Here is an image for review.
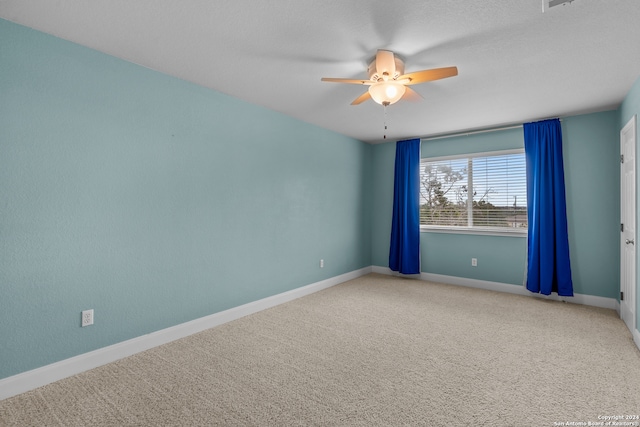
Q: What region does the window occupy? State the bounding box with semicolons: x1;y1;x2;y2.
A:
420;149;527;233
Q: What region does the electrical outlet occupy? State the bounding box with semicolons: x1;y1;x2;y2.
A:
81;309;94;327
320;259;324;268
471;258;478;267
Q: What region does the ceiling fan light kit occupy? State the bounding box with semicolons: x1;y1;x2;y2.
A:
321;49;458;107
321;49;458;139
366;54;407;106
368;81;406;106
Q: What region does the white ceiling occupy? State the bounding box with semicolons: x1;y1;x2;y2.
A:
2;0;640;143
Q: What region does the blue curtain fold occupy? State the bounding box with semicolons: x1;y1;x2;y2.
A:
389;138;421;274
524;119;573;296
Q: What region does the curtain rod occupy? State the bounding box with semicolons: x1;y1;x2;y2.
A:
420;118;562;142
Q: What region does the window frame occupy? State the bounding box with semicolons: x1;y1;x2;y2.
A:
419;148;528;237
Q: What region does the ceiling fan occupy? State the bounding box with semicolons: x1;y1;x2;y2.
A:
321;49;458;107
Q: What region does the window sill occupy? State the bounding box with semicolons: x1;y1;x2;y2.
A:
420;226;527;238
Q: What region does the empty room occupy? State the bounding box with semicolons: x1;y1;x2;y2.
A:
1;1;640;425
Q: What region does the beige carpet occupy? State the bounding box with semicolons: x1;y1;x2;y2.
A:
2;273;640;426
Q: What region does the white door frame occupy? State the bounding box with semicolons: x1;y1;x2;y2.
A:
620;115;637;335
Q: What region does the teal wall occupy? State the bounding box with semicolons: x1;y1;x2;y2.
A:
0;19;372;380
370;142;396;267
562;111;620;298
619;75;640;333
421;126;525;158
371;111;620;298
421;233;527;284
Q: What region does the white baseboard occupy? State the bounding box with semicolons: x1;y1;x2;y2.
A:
372;266;618;310
0;267;372;401
634;327;640;351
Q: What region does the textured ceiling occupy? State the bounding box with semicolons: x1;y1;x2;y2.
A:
2;0;640;143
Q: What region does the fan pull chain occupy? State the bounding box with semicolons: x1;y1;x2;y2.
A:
383;103;388;139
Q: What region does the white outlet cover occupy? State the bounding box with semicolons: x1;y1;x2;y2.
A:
81;309;94;327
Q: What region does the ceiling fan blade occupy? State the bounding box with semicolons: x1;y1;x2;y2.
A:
321;77;371;85
401;87;423;102
398;66;458;85
375;50;396;79
351;91;372;105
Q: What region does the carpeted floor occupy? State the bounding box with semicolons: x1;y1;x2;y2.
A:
1;273;640;426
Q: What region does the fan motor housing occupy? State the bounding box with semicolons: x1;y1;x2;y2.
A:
368;56;405;82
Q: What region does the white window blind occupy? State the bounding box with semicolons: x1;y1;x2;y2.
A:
420;150;527;230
